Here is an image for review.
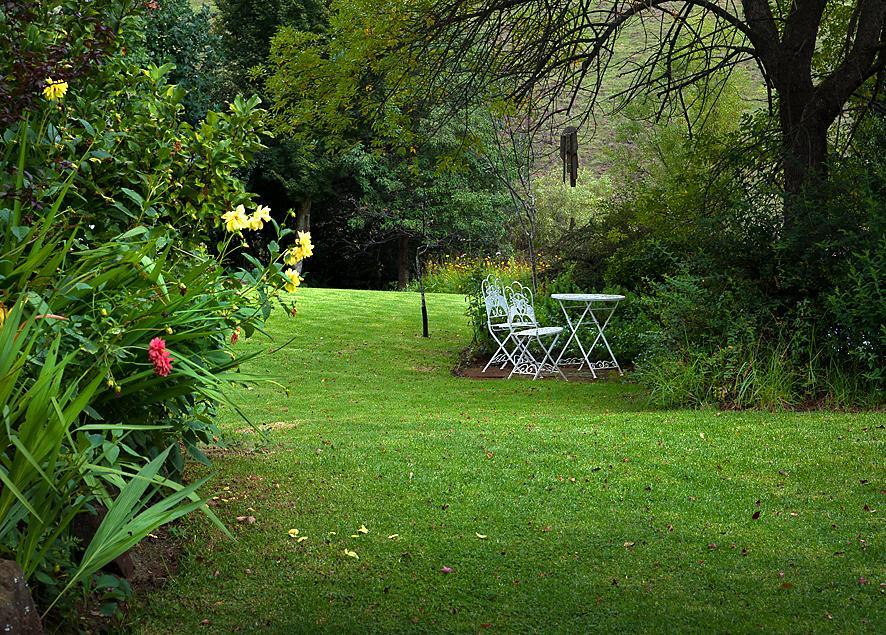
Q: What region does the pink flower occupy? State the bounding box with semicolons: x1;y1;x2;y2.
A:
440;566;453;574
148;337;173;377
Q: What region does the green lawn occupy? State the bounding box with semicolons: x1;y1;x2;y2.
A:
133;288;883;633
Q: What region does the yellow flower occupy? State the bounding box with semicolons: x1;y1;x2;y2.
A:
285;231;314;265
0;303;8;329
297;231;314;258
283;268;302;293
249;204;271;230
42;78;68;101
254;204;271;223
222;205;250;232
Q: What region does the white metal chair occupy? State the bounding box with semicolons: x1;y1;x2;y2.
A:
504;282;567;380
481;274;533;372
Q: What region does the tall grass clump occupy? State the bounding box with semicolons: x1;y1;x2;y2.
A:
633;273;884;410
410;253;546;294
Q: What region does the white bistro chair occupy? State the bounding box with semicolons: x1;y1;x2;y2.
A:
504;282;567;380
481;274;534;372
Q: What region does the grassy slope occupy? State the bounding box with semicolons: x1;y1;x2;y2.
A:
133;288;883;633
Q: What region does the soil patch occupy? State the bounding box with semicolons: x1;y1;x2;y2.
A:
456;357;624;382
71;525;184;633
127;525;183;593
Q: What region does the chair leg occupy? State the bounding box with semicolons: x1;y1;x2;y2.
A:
500;340;513;369
533;333;567;381
508;336;537;379
483;330;510;372
548;334;568;381
507;337;524;378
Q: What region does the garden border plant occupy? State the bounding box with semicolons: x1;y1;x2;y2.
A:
0;0;317;625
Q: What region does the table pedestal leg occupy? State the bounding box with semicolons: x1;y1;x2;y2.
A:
553;301;597;379
585;304;622;375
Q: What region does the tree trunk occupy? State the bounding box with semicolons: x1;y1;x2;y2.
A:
777;80;835;238
780;123;828;234
294;198;311;274
776;89;837;297
397;235;410;289
779;83;829;193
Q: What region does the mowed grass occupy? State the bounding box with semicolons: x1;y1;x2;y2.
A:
133;288;883;634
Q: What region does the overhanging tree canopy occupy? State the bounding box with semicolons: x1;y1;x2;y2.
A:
412;0;886;207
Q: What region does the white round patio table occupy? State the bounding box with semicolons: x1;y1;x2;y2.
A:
551;293;625;378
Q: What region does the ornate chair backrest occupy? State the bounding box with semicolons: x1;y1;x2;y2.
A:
481;274;509;329
506;282;537;326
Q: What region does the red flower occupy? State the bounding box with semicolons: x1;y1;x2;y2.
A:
148;337;173;377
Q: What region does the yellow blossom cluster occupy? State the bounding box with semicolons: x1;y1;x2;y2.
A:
281;232;313;293
42;78;68;101
286;231;314;265
283;268;303;293
222;204;273;233
249;205;271;230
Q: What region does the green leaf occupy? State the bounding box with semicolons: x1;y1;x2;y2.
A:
120;188;145;209
10;225;30;242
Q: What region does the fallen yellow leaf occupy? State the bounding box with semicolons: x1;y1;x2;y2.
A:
287;528;300;537
343;549;359;559
297;536;308;543
358;524;369;534
387;534;399;540
475;533;488;539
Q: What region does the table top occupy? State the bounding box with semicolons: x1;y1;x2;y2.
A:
551;293;625;302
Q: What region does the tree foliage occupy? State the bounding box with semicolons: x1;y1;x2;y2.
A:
216;0;328;90
140;0;229;122
263;0;510;284
411;0;886;199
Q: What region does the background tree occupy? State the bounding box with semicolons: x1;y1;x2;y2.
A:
266;0;510;288
212;0;329;273
485;110;544;292
140;0;228;122
215;0;327;91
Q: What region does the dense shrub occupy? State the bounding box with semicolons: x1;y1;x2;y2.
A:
549;77;884;408
0;0;315;622
825;240;885;388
